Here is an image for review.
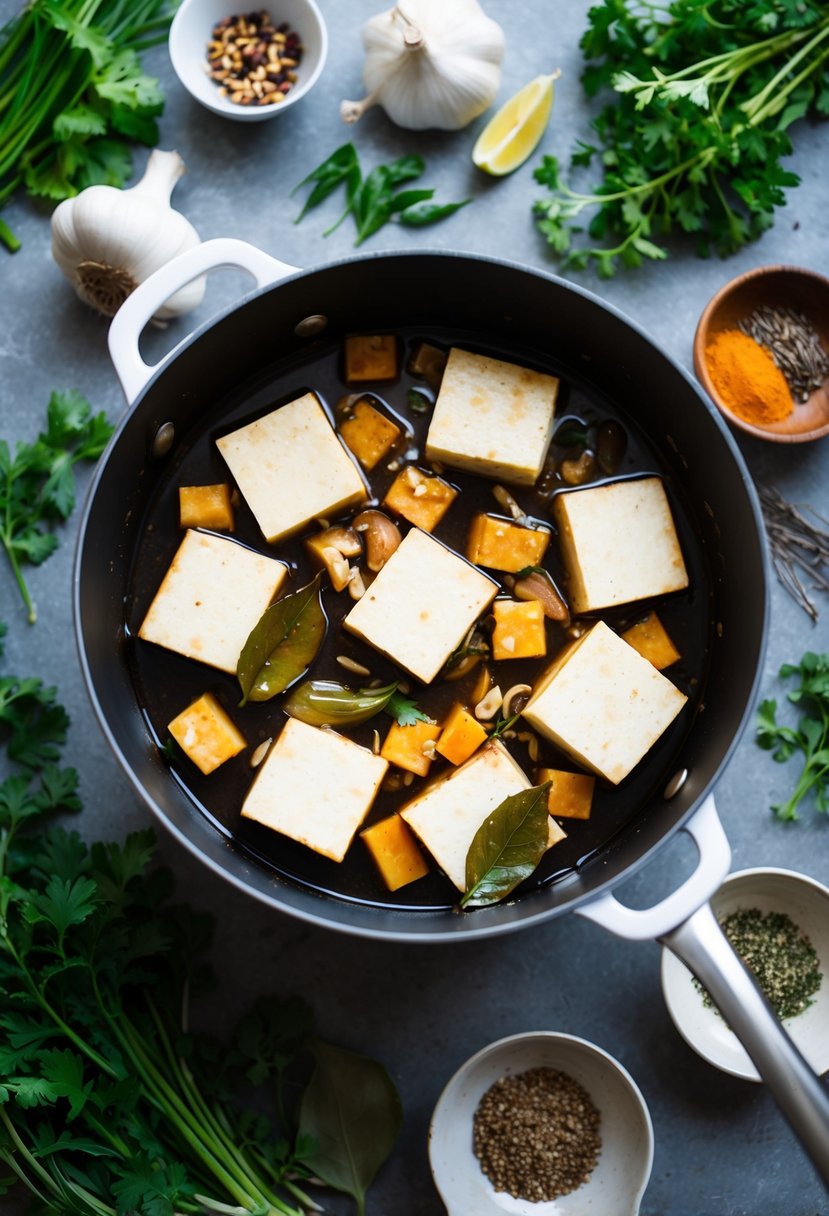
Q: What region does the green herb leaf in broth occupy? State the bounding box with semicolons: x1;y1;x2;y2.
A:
237;573;326;706
298;1040;403;1216
406;388;431;414
283;680;398;727
461;782;551;909
385;692;434;727
553;419;591;450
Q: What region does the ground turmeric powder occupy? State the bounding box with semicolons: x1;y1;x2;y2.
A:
705;328;793;426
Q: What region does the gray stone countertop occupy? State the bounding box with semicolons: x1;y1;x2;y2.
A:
1;0;828;1213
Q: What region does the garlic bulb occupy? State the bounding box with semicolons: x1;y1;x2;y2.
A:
341;0;505;131
51;149;204;321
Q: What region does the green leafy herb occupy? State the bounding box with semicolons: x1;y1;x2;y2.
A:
237;572;326;705
461;782;552;909
513;565;549;580
284;679;399;727
1;391;113;623
757;651;829;820
298;1041;402;1216
385;692;434;727
294;142;472;245
0;639;401;1216
487;711;521;740
0;0;172;251
407;388;431;414
554;419;591;450
534;0;829;276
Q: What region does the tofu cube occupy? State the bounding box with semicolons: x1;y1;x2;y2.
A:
425;348;559;487
522;621;688;785
553;477;689;614
138;530;287;674
538;767;595;820
466;513;550;573
216;393;367;544
492;599;547;661
178;484;234;531
360;814;430;892
344;334;398;383
241;718;388;862
344;529;498;684
168;693;246;775
400;741;564;891
339;398;401;470
383;466;457;532
436;703;488;766
622;611;681;670
381;718;442;777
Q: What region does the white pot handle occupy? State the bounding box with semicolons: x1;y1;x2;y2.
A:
575;793;730;940
107;238;299;405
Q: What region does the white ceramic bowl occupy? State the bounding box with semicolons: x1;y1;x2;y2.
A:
429;1031;654;1216
169;0;328;122
661;867;829;1082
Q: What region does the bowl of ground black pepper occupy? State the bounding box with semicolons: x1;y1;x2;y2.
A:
169;0;327;121
661;868;829;1082
693;265;829;442
429;1031;654;1215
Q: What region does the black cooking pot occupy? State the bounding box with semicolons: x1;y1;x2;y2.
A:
74;240;829;1179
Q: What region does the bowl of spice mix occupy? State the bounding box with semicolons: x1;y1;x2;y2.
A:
693;265;829;442
429;1030;654;1216
169;0;327;121
661;867;829;1082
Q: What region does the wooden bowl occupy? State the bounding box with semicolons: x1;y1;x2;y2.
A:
693;265;829;443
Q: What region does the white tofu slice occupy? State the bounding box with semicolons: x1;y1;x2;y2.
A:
553;477;689;613
240;718;388;862
424;347;559;487
522;620;688;785
343;528;498;684
138;530;287;674
400;741;564;892
216;392;367;543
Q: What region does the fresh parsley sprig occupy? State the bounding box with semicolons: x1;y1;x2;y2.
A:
534;0;829;276
757;651;829;820
1;390;112;624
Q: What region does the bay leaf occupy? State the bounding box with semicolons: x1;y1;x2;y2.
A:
298;1040;402;1216
237;572;326;705
283;680;398;727
461;782;552;909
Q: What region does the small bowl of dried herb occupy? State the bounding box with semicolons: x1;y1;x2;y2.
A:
693;265;829;443
429;1030;654;1216
661;867;829;1081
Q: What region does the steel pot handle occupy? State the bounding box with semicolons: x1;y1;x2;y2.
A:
107;238;299;405
577;794;829;1188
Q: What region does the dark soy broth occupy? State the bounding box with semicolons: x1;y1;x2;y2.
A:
126;325;712;911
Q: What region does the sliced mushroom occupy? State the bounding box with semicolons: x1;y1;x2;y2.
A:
320;546;351;592
513;570;569;622
492;483;527;523
502;683;532;718
353;509;402;572
560;450;597;486
305;526;362;591
475;684;503;721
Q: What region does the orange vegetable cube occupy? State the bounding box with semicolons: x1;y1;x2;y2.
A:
168;692;246;775
492;599;547;661
339;398;402;470
178;484;234;531
538;767;595;820
360;814;430;891
380;718;442;777
466;513;551;573
344;334;398;383
622;611;681;670
436;703;487;766
383;466;457;532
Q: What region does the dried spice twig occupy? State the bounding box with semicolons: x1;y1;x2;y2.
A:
759;484;829;623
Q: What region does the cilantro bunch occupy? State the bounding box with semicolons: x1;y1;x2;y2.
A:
0;633;402;1215
1;390;113;624
758;651;829;821
534;0;829;276
0;0;173;252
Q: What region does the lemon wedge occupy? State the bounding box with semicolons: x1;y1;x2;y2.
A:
472;71;560;176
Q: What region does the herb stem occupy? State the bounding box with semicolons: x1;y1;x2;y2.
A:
742;17;829;120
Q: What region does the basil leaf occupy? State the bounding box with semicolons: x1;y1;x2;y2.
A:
293;143;360;221
461;782;551;909
237;573;326;705
283;680;398;727
398;198;471;227
385;692;434;727
353;165;394;246
385;153;425;186
298;1040;402;1216
390;188;435;213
